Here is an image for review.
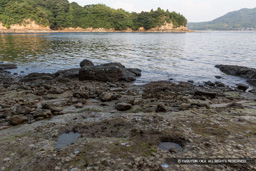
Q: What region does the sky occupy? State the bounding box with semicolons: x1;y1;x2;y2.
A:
69;0;256;22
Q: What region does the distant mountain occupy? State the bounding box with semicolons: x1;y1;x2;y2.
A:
188;8;256;30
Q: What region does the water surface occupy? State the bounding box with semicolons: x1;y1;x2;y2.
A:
1;32;256;86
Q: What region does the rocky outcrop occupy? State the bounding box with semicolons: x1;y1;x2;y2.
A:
79;61;141;82
216;65;256;86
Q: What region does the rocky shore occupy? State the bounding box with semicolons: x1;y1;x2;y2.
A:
0;61;256;170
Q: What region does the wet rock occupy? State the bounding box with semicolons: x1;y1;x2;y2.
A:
9;115;25;125
79;63;123;82
16;105;32;115
100;92;113;101
80;59;95;68
237;84;249;91
216;65;256;79
115;103;132;111
55;68;80;79
194;90;216;99
155;104;168;112
118;95;135;105
0;63;17;70
79;62;141;82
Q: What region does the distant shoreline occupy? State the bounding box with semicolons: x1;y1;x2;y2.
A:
0;28;194;34
0;29;193;34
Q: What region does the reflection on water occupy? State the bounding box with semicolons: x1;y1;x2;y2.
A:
0;32;256;86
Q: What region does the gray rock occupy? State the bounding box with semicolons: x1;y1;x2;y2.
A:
115;103;132;111
9;115;25;125
80;59;95;68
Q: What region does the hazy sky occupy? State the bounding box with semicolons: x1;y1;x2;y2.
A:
69;0;256;22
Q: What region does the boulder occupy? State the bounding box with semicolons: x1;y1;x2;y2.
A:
115;103;132;111
79;62;141;82
80;59;95;68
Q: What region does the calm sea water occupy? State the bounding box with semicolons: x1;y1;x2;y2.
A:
1;32;256;86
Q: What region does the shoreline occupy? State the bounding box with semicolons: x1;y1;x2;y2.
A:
0;29;194;34
0;61;256;170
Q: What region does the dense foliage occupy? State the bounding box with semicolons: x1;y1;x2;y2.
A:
0;0;187;30
188;8;256;30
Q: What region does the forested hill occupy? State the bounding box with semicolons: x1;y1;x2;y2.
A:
188;8;256;30
0;0;187;30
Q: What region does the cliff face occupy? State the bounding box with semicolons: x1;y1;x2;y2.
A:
0;20;50;33
0;20;189;33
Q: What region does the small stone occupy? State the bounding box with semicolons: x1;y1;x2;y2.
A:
115;103;132;111
16;105;31;114
75;103;84;108
100;92;113;102
215;76;222;79
180;103;190;110
118;95;135;105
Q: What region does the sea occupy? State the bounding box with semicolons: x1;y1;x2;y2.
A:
1;31;256;86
